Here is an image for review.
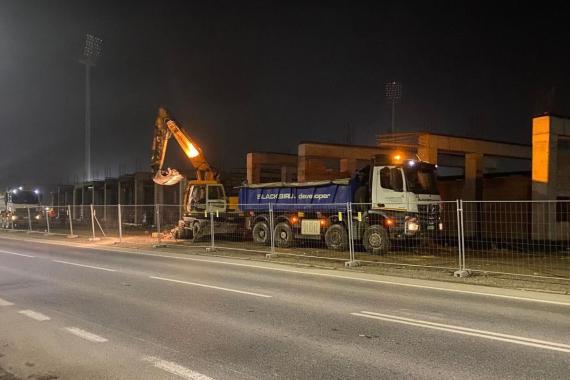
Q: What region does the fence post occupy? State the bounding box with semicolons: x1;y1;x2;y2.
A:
345;202;359;267
44;207;51;235
269;203;275;255
67;205;77;238
27;207;32;232
117;204;123;243
89;204;99;241
453;199;470;277
153;204;167;248
206;207;216;252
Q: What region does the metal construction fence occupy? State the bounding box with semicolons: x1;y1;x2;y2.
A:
1;201;569;282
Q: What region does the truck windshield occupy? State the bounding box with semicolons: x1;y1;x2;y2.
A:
10;191;40;205
403;165;439;195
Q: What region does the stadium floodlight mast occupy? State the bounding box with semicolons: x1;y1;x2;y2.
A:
385;81;402;134
79;34;103;182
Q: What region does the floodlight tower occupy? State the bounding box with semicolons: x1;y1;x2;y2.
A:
79;34;103;181
385;81;402;134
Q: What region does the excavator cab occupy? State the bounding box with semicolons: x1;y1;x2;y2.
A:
186;183;227;214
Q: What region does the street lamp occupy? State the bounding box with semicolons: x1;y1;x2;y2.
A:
385;81;402;134
79;34;103;181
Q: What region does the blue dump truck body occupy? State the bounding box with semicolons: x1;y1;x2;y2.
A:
238;179;357;211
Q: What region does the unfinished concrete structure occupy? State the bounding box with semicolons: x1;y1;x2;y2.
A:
247;135;532;203
376;132;531;200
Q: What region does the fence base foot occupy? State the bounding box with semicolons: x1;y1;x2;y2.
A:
153;243;168;248
345;260;361;268
43;233;53;236
266;253;279;259
67;234;79;239
454;269;472;278
88;237;101;242
206;247;216;252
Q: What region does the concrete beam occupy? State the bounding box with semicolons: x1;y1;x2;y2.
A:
463;153;484;201
298;142;388;181
247;152;297;184
419;133;531;159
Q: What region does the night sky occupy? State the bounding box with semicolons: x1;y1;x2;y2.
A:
1;1;569;187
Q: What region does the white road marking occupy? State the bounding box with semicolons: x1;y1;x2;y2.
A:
0;297;14;306
64;327;108;343
150;276;272;298
52;260;116;272
132;252;570;306
0;249;35;258
352;311;570;353
142;356;214;380
18;309;50;321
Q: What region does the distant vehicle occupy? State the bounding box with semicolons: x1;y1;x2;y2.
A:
0;187;43;229
151;107;443;255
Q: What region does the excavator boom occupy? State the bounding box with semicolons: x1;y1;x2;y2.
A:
151;107;218;185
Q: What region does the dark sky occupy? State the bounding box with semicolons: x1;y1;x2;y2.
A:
1;1;569;186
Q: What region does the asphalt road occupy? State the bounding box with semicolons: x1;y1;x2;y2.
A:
0;237;569;379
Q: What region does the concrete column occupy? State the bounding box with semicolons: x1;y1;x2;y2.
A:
246;153;261;184
280;166;295;182
417;146;438;165
340;158;357;177
179;178;187;219
154;183;164;205
463;153;484;201
531;116;558;240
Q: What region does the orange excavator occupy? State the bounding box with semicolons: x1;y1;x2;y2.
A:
151;106;219;185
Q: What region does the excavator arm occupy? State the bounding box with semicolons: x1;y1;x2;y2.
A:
151;107;218;185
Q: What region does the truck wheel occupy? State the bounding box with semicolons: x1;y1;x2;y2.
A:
325;224;348;251
252;221;270;245
274;222;293;248
363;225;390;255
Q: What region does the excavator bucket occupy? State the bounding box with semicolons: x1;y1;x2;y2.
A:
153;168;184;186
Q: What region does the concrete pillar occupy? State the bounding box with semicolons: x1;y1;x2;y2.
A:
532;116;558;240
417;146;438;165
340;158;357;177
179;178;187;219
154;183;164;205
298;154;308;182
463;153;484;201
280;166;295;182
246;153;261;184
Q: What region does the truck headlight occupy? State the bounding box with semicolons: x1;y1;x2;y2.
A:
35;214;41;220
407;221;419;231
405;216;419;232
11;215;17;221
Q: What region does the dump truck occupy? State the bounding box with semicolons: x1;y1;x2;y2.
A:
0;187;43;229
181;156;441;254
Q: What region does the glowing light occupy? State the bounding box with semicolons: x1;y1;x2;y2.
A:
18;186;23;190
320;219;327;226
408;160;416;167
185;143;200;158
384;218;394;226
12;189;17;194
34;189;40;194
11;215;17;221
291;216;298;224
393;155;401;162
